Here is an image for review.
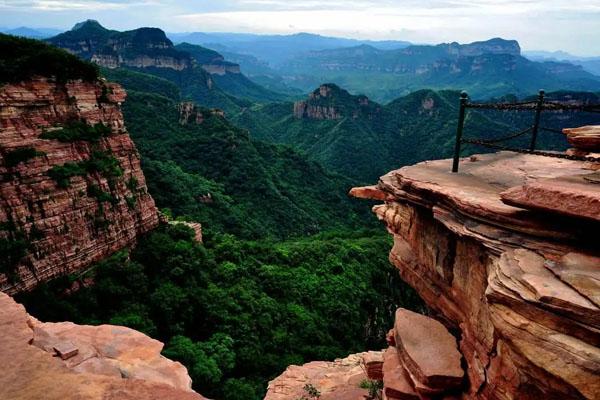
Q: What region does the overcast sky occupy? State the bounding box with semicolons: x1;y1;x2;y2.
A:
1;0;599;56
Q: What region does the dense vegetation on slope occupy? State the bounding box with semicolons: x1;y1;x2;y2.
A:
0;33;98;83
120;89;373;238
234;84;599;182
17;224;422;400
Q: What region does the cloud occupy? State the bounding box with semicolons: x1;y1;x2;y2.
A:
0;0;154;11
0;0;598;55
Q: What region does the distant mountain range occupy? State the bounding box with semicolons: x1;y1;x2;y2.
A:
45;20;288;110
167;31;412;66
273;38;600;101
0;26;62;39
164;31;600;102
9;21;600;107
523;50;600;76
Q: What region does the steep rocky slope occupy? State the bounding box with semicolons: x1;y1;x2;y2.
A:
0;292;206;400
351;152;599;399
268;151;599;399
0;77;159;293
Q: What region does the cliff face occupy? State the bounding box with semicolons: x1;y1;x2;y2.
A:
349;152;599;399
268;151;599;400
49;22;193;71
0;78;159;294
0;292;206;400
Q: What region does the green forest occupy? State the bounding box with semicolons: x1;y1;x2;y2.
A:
17;224;422;399
5;35;423;400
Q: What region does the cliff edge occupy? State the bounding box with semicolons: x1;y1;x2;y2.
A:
0;292;207;399
350;152;599;399
267;152;599;399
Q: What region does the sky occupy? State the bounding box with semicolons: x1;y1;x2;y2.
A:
1;0;599;56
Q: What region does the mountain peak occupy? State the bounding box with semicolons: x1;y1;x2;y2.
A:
72;19;106;32
463;37;521;56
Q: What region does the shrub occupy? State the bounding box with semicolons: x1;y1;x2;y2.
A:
48;151;122;188
48;162;87;188
40;121;112;142
87;184;117;205
85;151;123;178
4;147;43;168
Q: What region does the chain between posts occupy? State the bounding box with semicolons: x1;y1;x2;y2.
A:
451;90;600;172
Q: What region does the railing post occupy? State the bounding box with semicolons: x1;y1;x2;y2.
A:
529;89;544;151
452;91;468;173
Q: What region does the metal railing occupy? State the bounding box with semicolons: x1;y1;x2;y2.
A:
451;90;600;172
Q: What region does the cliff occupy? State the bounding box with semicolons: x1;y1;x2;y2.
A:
267;151;599;399
0;292;207;400
0;77;159;294
293;84;379;120
350;152;599;399
49;21;192;71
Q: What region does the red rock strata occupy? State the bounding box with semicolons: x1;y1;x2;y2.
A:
0;78;159;294
351;152;600;400
0;292;207;400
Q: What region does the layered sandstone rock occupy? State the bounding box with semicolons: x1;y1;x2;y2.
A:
562;125;600;151
0;292;207;400
264;352;382;400
0;78;159;294
393;308;463;392
350;152;600;400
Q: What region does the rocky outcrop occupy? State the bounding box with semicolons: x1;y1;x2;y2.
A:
293;84;379;120
92;54;190;71
201;63;241;76
562;125;600;151
0;292;207;400
264;352;382;400
169;221;203;243
350;151;600;400
0;78;159;294
293;100;341;120
178;102;225;125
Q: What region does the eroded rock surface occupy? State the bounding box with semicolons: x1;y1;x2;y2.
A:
563;125;600;151
264;352;382;400
351;152;600;400
0;292;207;400
0;78;159;293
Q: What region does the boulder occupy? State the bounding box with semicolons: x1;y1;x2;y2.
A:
394;308;463;391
